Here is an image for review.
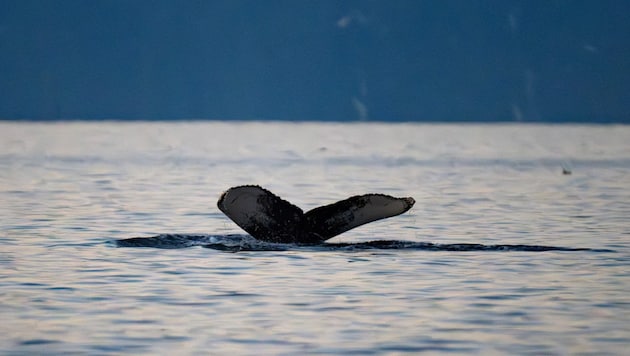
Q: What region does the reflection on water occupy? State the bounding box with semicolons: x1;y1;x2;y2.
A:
1;122;629;354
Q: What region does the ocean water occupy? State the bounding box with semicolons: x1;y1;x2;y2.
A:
1;122;629;354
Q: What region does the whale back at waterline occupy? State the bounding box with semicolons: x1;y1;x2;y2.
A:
217;185;415;243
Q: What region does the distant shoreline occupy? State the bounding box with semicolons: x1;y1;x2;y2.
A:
1;118;628;124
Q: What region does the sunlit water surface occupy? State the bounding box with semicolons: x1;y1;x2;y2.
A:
1;122;629;354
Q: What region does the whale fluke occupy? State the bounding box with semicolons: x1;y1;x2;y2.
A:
217;185;415;244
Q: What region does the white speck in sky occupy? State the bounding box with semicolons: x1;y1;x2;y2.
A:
336;10;367;29
352;97;368;121
583;44;598;53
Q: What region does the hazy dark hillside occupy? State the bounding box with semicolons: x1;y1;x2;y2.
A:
1;0;628;122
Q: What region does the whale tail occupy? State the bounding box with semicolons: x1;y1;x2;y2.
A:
217;185;415;244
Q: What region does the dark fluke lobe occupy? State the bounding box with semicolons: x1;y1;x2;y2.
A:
217;185;415;243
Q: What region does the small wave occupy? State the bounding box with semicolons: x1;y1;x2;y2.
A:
114;234;611;252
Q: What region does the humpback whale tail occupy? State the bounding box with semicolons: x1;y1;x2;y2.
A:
217;185;415;244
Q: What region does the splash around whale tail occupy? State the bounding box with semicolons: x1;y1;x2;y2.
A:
217;185;415;244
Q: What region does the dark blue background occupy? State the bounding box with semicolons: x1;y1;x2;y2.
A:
1;0;629;122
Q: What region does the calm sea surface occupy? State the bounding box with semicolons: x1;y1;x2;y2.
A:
1;122;629;355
